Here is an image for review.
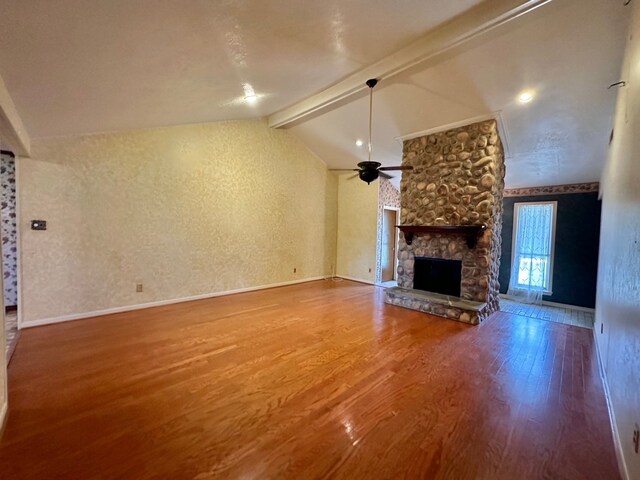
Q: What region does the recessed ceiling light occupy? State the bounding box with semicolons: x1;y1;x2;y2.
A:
355;139;364;147
518;91;534;103
243;83;258;104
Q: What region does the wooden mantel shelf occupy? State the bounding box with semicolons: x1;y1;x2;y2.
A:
397;224;487;248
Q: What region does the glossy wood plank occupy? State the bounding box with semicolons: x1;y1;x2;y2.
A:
0;280;620;479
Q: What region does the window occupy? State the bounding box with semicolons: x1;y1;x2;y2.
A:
510;201;557;296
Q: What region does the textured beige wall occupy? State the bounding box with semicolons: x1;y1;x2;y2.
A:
0;72;30;156
596;3;640;478
20;119;338;323
335;175;378;282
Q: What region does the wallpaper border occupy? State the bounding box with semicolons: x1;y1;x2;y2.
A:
504;182;599;197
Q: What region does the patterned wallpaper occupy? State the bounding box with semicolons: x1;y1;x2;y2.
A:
20;119;338;322
0;152;16;307
335;175;378;282
375;179;400;283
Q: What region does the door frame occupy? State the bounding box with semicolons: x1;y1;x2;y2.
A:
381;206;400;282
15;155;22;330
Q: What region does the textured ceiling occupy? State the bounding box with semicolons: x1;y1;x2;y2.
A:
0;0;629;189
290;0;629;188
0;0;481;138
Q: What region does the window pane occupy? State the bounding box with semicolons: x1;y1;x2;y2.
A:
517;257;548;289
512;203;555;292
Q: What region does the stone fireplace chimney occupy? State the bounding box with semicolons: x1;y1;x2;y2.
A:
384;119;505;325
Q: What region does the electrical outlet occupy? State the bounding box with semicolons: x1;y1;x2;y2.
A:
31;220;47;231
136;283;143;293
634;424;639;454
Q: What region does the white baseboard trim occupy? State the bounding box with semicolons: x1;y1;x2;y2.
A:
593;328;629;480
499;294;595;313
539;299;595;313
20;276;326;329
336;276;375;285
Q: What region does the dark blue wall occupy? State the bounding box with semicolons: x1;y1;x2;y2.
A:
499;192;601;308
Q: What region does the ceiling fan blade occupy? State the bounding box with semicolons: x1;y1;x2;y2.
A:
379;171;393;179
329;168;360;172
347;173;360;180
378;166;414;171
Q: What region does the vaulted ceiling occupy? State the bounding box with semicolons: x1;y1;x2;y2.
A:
289;0;629;188
0;0;482;137
0;0;630;188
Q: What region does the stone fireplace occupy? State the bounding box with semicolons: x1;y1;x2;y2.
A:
384;119;505;325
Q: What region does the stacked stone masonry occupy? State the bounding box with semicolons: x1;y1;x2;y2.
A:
385;119;505;324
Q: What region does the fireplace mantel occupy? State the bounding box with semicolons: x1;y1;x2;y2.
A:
397;224;487;248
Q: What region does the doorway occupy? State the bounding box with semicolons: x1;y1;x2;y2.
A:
1;150;18;362
381;207;399;284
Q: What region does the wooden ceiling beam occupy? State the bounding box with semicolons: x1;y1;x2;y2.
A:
268;0;552;129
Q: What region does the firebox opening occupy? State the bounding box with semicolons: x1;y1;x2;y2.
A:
413;257;462;297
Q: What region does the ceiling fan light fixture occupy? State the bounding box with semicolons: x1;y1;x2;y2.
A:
357;161;381;184
359;169;378;184
329;78;413;183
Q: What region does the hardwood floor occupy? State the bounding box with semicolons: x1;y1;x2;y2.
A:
0;280;620;479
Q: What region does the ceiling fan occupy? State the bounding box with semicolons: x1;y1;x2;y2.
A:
330;78;413;184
